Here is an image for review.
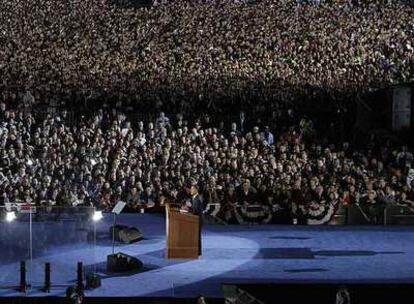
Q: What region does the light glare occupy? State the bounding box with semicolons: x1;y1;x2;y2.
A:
92;211;103;222
6;211;16;222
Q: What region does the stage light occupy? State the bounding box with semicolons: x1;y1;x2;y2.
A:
92;210;103;222
6;211;16;222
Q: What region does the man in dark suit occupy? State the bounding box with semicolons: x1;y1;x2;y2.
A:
189;184;203;255
237;178;257;205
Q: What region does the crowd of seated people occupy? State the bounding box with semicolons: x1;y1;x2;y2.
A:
1;101;413;224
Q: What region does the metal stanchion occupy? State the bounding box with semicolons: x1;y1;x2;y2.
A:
19;261;27;292
77;262;84;291
43;262;51;293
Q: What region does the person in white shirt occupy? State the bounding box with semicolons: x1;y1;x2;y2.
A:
263;126;274;146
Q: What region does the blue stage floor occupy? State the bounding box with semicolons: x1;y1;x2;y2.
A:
1;214;414;298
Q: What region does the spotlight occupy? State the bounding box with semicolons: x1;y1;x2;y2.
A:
6;211;16;222
92;211;103;222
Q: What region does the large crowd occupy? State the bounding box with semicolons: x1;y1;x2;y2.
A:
1;0;414;224
1;102;413;224
1;0;413;111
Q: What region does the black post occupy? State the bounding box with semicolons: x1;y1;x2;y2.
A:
77;262;84;290
112;213;117;255
19;261;27;292
43;262;51;293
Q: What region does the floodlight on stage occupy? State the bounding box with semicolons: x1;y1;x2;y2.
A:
92;210;103;222
6;211;16;222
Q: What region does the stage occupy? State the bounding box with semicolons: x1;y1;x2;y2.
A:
1;213;414;298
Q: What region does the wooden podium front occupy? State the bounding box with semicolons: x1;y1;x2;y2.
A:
165;204;199;259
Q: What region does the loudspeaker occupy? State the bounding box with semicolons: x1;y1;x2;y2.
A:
110;225;143;244
86;273;101;289
109;225;129;242
119;227;143;244
107;252;143;272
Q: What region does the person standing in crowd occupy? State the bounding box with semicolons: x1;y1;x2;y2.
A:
263;126;274;146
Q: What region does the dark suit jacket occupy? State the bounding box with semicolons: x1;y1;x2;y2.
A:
190;194;204;218
237;187;257;205
190;193;203;255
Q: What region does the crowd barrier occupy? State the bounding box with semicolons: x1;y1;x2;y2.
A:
204;202;414;226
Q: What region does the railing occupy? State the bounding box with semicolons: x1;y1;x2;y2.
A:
202;201;414;226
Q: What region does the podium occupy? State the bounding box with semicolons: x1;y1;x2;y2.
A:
165;204;200;259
